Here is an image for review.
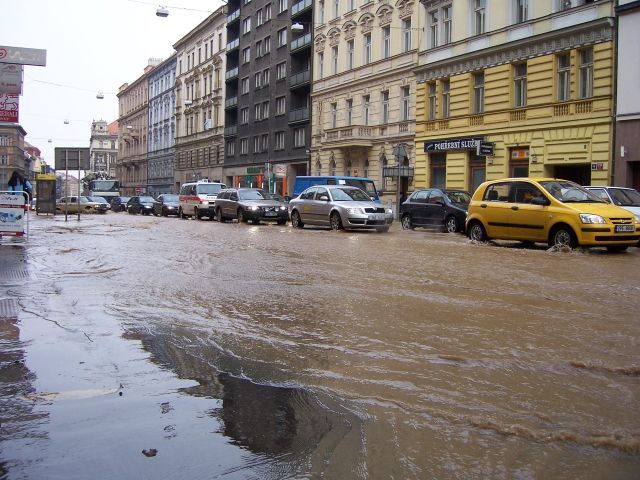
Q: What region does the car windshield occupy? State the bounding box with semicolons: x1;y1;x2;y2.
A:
239;189;269;200
89;196;107;203
540;181;605;203
330;187;371;202
445;190;471;204
609;188;640;207
163;194;179;202
79;196;91;202
139;196;155;202
197;184;224;194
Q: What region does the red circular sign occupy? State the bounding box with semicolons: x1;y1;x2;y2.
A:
0;49;6;60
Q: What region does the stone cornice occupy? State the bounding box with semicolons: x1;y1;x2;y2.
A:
415;18;613;83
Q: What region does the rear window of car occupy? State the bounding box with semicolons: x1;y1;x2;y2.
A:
483;183;510;202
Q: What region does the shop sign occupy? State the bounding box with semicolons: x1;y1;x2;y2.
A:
0;93;18;122
246;166;262;174
274;164;287;178
476;141;495;157
511;149;529;160
424;137;483;152
0;64;22;94
591;162;605;171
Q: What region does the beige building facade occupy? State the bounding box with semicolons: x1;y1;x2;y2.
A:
173;7;227;187
310;0;419;204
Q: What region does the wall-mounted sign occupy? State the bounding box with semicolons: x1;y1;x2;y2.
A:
246;166;262;174
476;141;495;157
424;137;483;152
273;164;287;178
54;148;91;170
591;162;605;171
0;93;18;122
0;64;22;94
0;46;47;66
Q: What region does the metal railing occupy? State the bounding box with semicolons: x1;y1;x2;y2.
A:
291;33;312;51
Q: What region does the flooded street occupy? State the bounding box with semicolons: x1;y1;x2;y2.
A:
1;212;639;479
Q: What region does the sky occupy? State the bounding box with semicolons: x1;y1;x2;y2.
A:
4;0;225;165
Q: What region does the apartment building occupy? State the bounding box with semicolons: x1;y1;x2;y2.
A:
0;123;27;188
310;0;419;203
147;54;177;195
414;0;615;192
117;60;158;196
224;0;312;195
89;119;118;178
173;7;227;188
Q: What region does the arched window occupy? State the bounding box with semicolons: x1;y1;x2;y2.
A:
346;159;352;176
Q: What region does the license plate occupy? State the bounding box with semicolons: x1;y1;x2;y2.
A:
265;211;276;217
369;214;384;220
615;225;635;233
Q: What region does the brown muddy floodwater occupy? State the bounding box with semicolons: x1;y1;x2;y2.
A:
1;212;639;479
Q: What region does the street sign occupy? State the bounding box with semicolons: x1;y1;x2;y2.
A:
476;141;495;157
0;64;23;94
54;148;91;170
0;46;47;66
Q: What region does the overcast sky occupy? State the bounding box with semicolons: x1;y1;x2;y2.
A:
4;0;225;165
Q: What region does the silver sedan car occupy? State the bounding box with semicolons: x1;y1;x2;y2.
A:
289;185;394;232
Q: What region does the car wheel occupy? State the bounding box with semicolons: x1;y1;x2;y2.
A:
444;216;459;233
550;225;577;249
237;209;245;223
291;210;304;229
162;211;167;217
401;214;413;230
606;245;628;253
467;221;487;242
330;211;342;230
277;219;287;225
195;208;202;220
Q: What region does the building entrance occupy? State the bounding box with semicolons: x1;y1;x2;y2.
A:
551;164;591;185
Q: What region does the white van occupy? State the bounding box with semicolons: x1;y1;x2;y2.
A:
178;180;227;220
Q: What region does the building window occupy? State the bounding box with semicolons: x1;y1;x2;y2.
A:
294;127;305;147
347;40;354;69
242;17;251;34
265;3;272;20
226;140;235;156
381;90;389;124
332;46;338;75
429;10;439;48
256;8;263;25
276;61;287;79
557;53;570;102
279;0;288;13
346;99;353;125
330;159;336;175
514;63;527;107
514;0;528;23
319;0;325;23
241;107;249;124
276;96;286;115
364;33;371;64
383;26;391;59
362;95;370;125
241;77;250;94
441;79;450;118
262;100;269;118
277;28;287;47
468;152;486;193
254;136;261;153
256;40;262;57
428;82;437;121
255;72;263;88
255;103;263;120
261;134;268;151
402;18;412;52
315;160;322;176
264;36;271;54
318;52;324;78
242;47;251;63
579;48;593;99
348;0;355;11
401;86;410;120
473;0;486;35
263;68;270;86
430;153;446;188
240;138;249;154
443;5;452;44
275;131;285;150
331;102;337;128
333;0;339;18
473;72;484;113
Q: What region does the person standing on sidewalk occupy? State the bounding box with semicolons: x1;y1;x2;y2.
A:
7;170;32;197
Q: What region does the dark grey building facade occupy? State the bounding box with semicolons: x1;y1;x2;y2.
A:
224;0;312;196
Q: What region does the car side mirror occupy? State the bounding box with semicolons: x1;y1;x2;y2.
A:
318;195;329;201
531;197;550;206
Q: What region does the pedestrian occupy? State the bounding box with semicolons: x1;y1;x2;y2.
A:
7;170;33;200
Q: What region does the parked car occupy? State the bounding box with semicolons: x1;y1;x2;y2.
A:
466;178;640;251
111;196;131;212
178;180;226;220
88;196;111;211
400;188;470;232
127;196;156;215
215;188;288;224
56;196;108;214
289;185;394;232
584;186;640;222
153;194;180;217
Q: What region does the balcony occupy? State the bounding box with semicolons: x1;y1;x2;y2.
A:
227;9;240;23
225;96;238;109
225;67;239;81
291;0;312;17
226;38;239;52
289;69;310;89
290;33;312;52
224;125;238;136
323;125;374;147
289;107;309;124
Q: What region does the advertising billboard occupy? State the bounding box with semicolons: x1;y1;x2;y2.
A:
0;93;18;122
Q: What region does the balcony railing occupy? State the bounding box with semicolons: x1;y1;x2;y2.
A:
290;33;312;52
225;96;238;109
227;9;240;23
469;115;484;126
226;38;239;52
224;125;238;136
289;107;309;123
225;67;239;81
510;110;526;121
554;104;570;116
292;0;312;16
289;69;310;87
575;100;592;114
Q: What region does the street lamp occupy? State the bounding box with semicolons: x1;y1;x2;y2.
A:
291;22;304;31
156;6;169;17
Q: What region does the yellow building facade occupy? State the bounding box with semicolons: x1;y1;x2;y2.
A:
415;0;615;193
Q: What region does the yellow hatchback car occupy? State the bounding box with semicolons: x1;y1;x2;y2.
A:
466;178;640;251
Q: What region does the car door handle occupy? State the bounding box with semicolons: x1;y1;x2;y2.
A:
480;203;487;208
511;205;519;211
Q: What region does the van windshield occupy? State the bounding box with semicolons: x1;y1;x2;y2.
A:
341;179;377;196
197;184;224;195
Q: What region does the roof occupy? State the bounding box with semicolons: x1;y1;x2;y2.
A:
107;120;118;135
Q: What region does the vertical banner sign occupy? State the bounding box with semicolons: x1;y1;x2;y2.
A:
0;64;23;94
0;192;26;236
0;93;19;122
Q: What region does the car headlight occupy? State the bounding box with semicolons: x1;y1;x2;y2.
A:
635;215;640;224
249;205;260;211
579;213;606;224
279;206;287;211
386;208;393;214
202;201;209;206
347;207;363;215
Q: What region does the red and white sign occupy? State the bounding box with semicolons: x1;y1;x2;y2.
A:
0;93;19;123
